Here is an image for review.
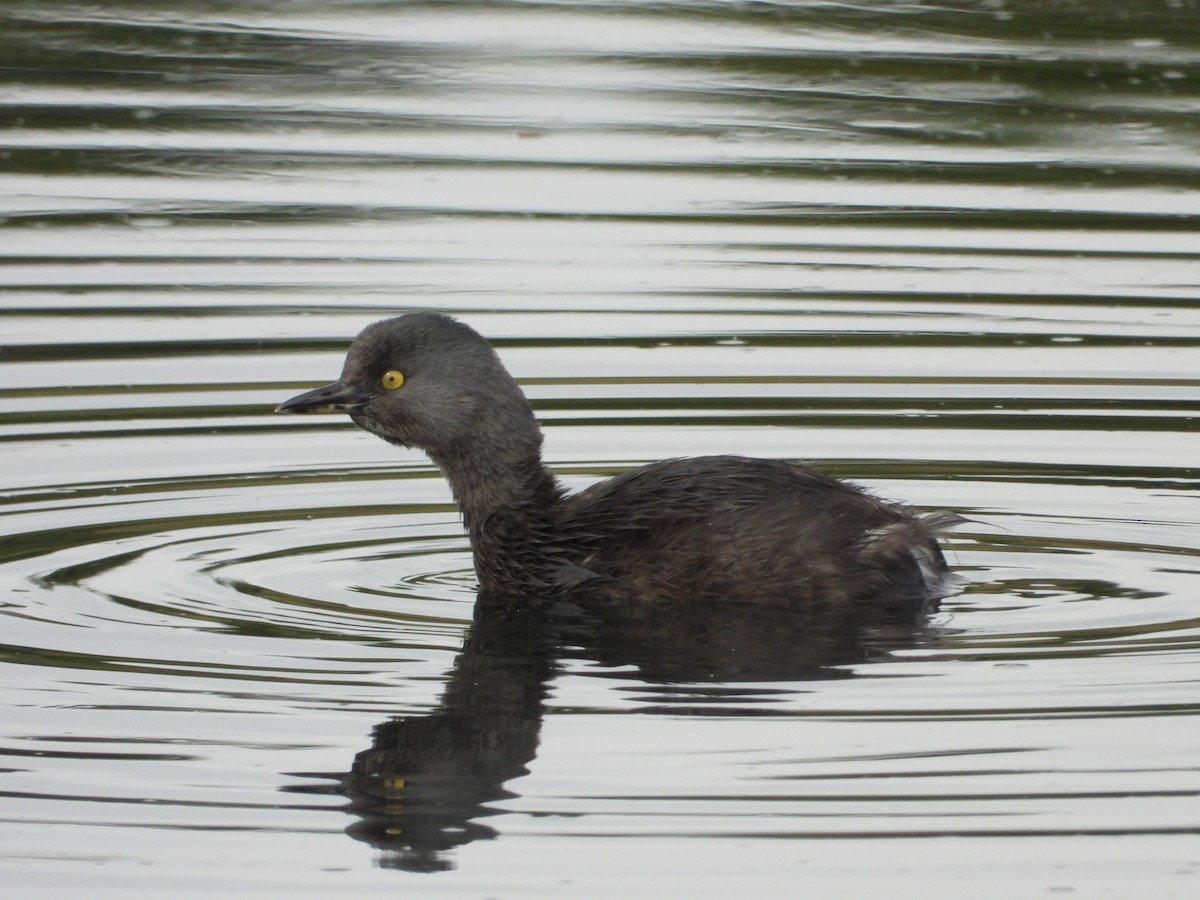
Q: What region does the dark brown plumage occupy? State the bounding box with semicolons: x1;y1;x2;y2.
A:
278;312;960;611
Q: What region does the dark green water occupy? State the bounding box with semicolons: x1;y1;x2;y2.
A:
2;1;1199;895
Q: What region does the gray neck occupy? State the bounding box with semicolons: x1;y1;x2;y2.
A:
430;435;566;595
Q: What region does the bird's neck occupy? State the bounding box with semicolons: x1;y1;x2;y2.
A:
430;436;566;595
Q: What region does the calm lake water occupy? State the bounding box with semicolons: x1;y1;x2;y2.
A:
2;0;1199;896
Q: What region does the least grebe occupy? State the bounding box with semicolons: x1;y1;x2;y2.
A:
278;312;960;608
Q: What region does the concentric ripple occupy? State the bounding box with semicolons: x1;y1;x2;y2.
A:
0;470;483;713
4;450;1197;702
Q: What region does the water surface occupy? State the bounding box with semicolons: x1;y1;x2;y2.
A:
2;1;1199;895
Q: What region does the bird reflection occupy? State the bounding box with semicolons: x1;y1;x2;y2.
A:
286;589;937;872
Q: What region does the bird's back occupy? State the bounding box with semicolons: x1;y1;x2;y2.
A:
558;455;956;610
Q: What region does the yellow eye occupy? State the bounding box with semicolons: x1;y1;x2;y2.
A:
380;369;405;390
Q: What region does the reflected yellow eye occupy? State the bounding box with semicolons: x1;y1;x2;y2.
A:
380;369;405;390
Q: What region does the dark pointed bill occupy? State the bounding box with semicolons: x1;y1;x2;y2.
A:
276;381;375;415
